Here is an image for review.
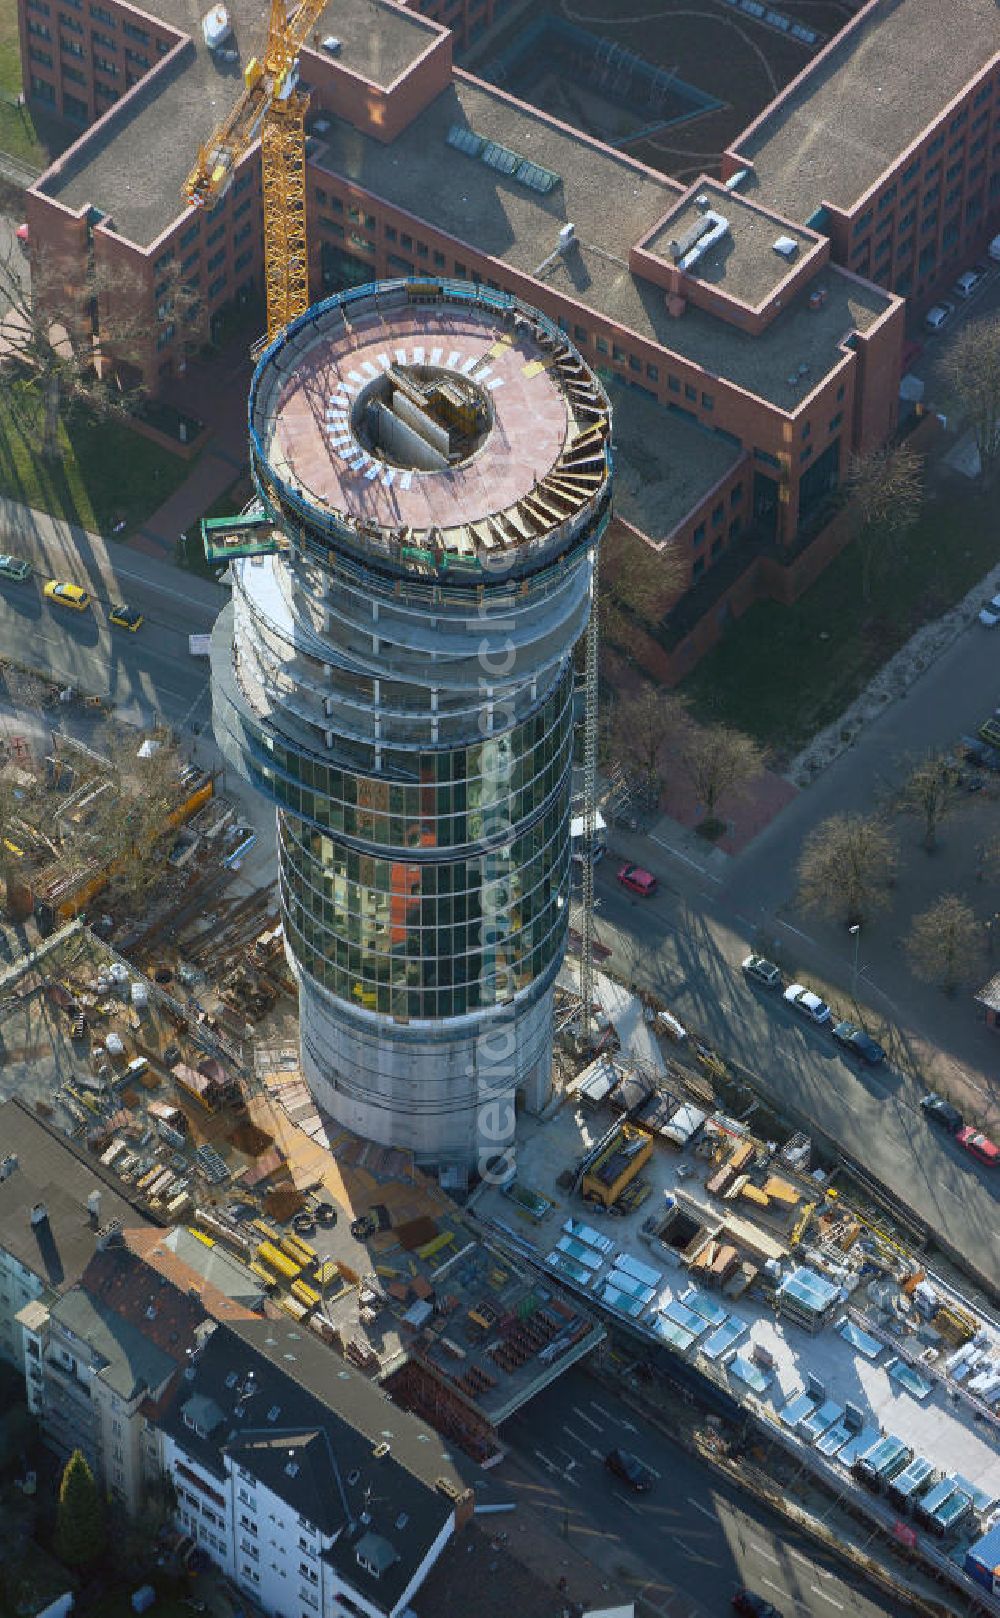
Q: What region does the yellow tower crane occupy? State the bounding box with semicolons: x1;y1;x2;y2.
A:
183;0;328;342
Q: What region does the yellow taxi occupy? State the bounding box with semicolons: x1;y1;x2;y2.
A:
109;604;144;632
43;580;91;612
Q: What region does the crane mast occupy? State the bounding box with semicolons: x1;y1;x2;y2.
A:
183;0;327;341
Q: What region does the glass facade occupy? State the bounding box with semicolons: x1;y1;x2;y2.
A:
212;280;612;1161
280;788;570;1020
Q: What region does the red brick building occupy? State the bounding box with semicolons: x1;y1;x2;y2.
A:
18;0;995;669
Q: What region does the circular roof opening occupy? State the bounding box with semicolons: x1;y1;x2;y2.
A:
352;363;493;473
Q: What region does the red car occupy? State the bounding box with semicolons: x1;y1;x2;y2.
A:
957;1126;1000;1167
617;862;657;897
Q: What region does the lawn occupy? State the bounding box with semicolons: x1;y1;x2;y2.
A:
680;481;1000;759
0;10;47;171
0;384;196;538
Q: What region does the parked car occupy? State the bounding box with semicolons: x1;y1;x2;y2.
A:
0;555;32;582
832;1020;887;1065
617;862;658;897
732;1593;781;1618
604;1447;656;1492
957;734;1000;771
920;1092;964;1134
952;267;985;299
43;579;90;612
742;954;782;989
783;983;832;1025
979;593;1000;627
109;603;144;631
923;299;954;331
957;1126;1000;1167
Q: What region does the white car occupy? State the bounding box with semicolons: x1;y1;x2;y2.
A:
979;593;1000;627
952;268;984;300
783;983;832;1025
923;301;954;332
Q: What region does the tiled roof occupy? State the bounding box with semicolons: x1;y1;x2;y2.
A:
124;1225;261;1321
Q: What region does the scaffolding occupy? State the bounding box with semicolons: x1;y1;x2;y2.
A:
580;546;600;1048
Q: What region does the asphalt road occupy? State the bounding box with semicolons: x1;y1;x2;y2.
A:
583;859;1000;1296
487;1367;907;1618
0;500;224;730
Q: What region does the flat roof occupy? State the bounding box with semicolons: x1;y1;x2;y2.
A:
41;0;440;245
608;381;743;540
736;0;1000;222
313;76;893;410
642;180;819;310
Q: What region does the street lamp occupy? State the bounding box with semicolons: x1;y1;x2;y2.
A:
849;923;861;1001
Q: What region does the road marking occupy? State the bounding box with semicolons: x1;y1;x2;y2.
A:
572;1406;604;1432
562;1424;588;1448
810;1585;844;1609
106;564;222;614
686;1496;716;1522
761;1577;786;1596
589;1400;616;1422
776;919;816;944
649;833;723;882
610;1490;642;1514
671;1537;720;1568
748;1543;779;1564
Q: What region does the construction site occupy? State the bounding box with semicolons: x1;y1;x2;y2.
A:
0;916;604;1462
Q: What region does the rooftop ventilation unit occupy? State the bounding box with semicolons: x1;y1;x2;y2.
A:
773;235;799;260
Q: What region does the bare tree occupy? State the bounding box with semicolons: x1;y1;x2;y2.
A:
898;752;960;850
0;246;204;459
846;442;923;602
798;812;896;924
0;244;147;456
606;683;685;808
677;721;765;837
941;311;1000;479
907;893;984;994
598;529;682;652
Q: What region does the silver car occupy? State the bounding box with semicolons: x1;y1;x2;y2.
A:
783;983;832;1025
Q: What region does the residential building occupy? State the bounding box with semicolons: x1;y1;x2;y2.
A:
21;0;998;665
158;1314;474;1618
20;1230;215;1510
0;1098;153;1376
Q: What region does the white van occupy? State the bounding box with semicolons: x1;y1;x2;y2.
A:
989;234;1000;263
570;809;607;864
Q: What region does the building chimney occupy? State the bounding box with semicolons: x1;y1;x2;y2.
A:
96;1217;123;1250
29;1202;48;1227
87;1190;102;1226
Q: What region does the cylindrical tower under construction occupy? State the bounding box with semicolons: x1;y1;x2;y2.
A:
211;279;612;1169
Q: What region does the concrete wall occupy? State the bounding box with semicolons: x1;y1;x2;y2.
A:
297;963;554;1168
